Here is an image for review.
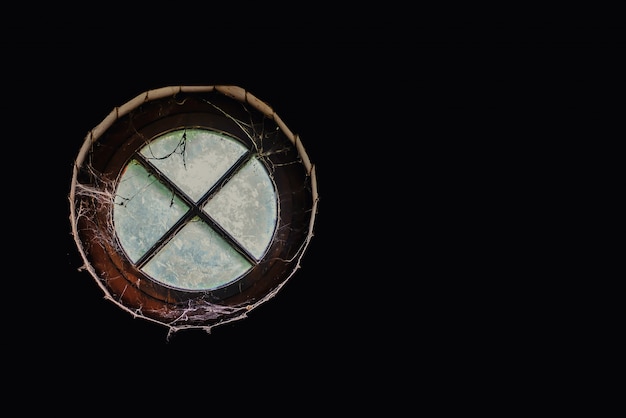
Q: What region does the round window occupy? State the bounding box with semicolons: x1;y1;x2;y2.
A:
69;86;318;336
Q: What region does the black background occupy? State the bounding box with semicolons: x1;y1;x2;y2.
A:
4;26;624;406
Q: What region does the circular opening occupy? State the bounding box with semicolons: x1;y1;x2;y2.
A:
69;86;318;336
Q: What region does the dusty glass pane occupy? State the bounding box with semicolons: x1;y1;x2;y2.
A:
143;217;253;290
204;157;277;259
113;128;278;291
140;129;247;201
114;161;189;262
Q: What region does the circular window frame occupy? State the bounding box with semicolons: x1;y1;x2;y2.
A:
69;85;318;334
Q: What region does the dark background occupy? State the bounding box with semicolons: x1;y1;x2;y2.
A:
4;27;624;405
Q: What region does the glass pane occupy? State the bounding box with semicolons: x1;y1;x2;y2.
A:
204;157;278;259
142;217;253;290
140;129;247;201
114;161;189;262
114;128;278;291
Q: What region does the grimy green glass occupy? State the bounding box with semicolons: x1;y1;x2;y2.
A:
114;128;278;291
